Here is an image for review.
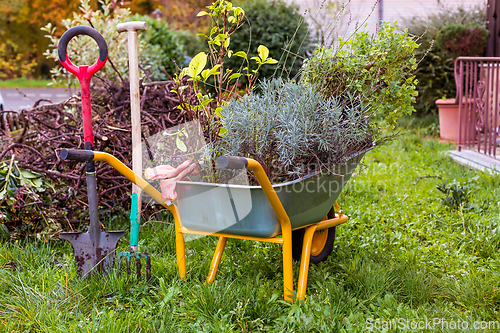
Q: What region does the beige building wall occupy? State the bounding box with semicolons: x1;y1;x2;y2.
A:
286;0;486;43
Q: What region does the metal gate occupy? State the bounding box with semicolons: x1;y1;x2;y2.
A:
456;57;500;159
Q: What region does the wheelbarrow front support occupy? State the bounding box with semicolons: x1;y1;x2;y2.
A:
215;156;294;301
61;149;349;301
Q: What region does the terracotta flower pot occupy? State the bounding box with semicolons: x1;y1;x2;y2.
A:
436;98;468;142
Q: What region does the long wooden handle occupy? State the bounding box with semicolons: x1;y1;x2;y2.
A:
128;30;142;204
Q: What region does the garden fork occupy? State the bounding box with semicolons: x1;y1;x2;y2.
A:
117;193;151;280
115;21;151;281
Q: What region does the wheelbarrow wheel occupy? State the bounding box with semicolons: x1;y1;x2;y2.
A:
291;227;336;264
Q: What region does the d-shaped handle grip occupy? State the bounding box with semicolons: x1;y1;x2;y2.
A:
58;26;108;80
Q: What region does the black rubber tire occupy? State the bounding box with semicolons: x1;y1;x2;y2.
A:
292;226;336;264
291;227;306;261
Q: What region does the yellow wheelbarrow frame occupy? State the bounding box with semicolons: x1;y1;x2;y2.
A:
82;151;352;302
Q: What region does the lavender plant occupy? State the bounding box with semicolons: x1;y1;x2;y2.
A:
212;79;372;183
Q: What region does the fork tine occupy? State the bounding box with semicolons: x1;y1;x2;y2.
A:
145;253;151;281
117;255;122;276
136;257;142;279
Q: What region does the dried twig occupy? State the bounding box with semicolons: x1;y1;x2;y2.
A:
0;77;197;226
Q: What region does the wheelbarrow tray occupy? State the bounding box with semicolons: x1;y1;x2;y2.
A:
177;148;369;238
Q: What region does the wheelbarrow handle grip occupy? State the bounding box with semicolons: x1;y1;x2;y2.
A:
60;148;94;162
217;155;248;169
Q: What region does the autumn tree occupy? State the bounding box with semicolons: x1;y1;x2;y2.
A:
155;0;211;31
0;0;81;78
0;0;163;79
123;0;162;15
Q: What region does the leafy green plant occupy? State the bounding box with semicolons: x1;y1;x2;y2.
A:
0;156;63;240
194;0;261;103
403;4;487;115
436;179;488;213
301;22;418;138
0;156;45;203
173;0;278;135
437;181;471;210
212;78;372;183
223;0;314;84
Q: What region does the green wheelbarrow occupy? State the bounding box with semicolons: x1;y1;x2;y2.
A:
59;146;371;301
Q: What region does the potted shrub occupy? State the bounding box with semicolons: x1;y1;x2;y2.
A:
433;23;488;141
152;19;419;264
158;21;420;184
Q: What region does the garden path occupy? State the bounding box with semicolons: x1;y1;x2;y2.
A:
447;149;500;173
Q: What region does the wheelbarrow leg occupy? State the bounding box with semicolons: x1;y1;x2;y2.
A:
172;208;186;280
175;229;186;279
206;237;227;284
282;224;294;302
297;225;318;300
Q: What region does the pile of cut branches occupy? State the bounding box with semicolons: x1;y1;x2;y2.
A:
0;78;197;230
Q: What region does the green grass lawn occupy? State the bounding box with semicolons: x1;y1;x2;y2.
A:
0;77;54;88
1;123;500;332
0;77;72;88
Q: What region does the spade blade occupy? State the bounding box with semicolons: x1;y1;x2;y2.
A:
60;230;125;276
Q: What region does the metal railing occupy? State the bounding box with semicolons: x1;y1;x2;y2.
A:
456;57;500;159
